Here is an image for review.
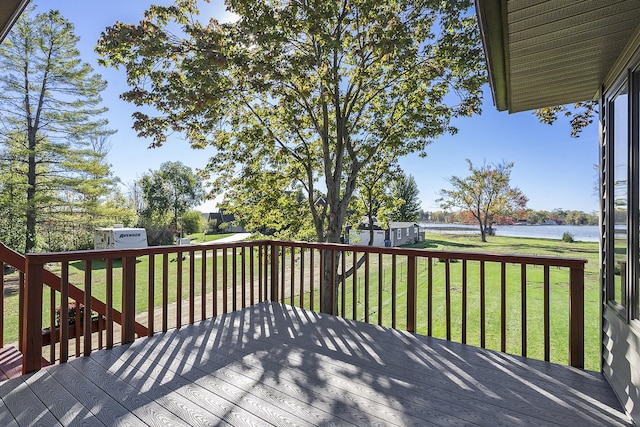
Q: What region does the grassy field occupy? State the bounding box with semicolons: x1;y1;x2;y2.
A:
394;235;598;370
2;233;600;370
284;234;600;370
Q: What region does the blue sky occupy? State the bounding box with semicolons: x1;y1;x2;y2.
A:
32;0;600;214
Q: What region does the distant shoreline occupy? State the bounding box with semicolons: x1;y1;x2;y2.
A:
421;223;599;242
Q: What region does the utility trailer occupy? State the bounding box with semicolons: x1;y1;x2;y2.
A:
94;225;148;250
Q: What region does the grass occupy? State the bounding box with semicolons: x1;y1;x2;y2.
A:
2;233;600;370
282;234;600;370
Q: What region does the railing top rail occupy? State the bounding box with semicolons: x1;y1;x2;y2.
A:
18;240;270;264
268;240;588;269
12;238;587;270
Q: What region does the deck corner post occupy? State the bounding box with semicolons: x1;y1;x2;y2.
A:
23;255;43;374
270;243;279;302
569;264;585;368
121;256;136;344
407;255;417;333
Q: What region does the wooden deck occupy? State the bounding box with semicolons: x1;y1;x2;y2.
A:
0;302;631;426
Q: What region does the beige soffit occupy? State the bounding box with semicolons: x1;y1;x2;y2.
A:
0;0;30;43
476;0;640;113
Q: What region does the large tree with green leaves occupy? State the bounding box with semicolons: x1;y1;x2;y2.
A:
97;0;485;313
0;8;114;253
438;160;528;242
139;161;205;233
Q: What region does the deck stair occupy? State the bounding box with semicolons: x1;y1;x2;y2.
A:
0;346;50;382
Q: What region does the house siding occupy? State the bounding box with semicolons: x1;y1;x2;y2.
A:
600;30;640;426
602;309;640;422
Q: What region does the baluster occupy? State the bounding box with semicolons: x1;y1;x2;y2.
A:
121;256;136;344
445;259;451;341
242;246;247;309
189;250;195;324
250;246;255;306
340;251;346;317
176;252;183;328
18;272;24;352
462;259;467;344
83;260;92;357
280;247;285;304
406;255;417;333
544;265;550;362
391;254;397;329
222;248;228;314
427;257;433;337
201;249;207;320
290;247;295;306
521;263;527;357
148;254;155;337
500;262;506;352
270;244;279;303
300;249;305;309
378;253;383;326
480;260;486;348
49;278;56;364
60;262;69;363
212;248;218;317
352;251;357;320
162;253;168;333
309;248;314;310
232;247;237;311
364;253;370;323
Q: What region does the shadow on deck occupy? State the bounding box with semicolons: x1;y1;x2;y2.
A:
0;302;631;425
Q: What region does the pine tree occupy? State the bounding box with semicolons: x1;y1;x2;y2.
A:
0;8;115;252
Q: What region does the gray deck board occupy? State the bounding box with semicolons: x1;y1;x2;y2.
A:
0;302;632;426
22;369;104;427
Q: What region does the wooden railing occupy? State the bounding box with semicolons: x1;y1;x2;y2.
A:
0;244;147;349
12;240;587;374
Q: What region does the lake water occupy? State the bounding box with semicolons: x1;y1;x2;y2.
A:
421;223;600;242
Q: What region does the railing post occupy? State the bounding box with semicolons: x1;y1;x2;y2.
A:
23;256;43;374
407;255;417;333
270;243;279;302
569;265;584;368
121;256;136;344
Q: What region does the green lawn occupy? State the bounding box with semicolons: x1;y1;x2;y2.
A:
281;234;600;371
2;234;600;370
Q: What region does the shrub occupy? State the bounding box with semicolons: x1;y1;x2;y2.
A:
146;226;175;246
182;211;204;235
55;302;99;327
562;232;574;243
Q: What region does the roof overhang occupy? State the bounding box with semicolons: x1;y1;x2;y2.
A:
476;0;640;113
0;0;29;43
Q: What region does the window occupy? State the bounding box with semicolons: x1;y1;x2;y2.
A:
611;84;629;308
406;228;409;237
397;229;401;240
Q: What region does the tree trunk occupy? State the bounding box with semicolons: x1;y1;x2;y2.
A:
321;212;343;314
478;216;486;243
25;130;37;254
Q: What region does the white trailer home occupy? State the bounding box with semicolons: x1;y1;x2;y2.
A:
94;226;148;250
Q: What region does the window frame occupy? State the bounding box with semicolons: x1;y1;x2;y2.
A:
605;77;630;317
